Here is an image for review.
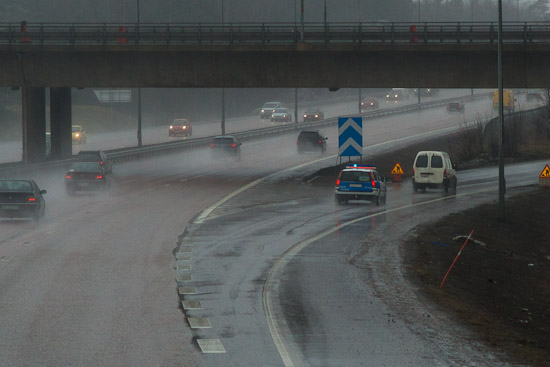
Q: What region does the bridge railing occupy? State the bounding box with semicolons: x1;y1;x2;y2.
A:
2;22;550;45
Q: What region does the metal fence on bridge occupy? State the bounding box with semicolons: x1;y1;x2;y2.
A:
2;22;550;46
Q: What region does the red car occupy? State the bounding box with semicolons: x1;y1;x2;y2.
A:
169;119;192;137
360;97;379;112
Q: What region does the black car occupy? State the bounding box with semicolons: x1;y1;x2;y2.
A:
210;136;242;160
0;179;46;221
65;162;109;195
297;130;327;153
76;150;113;173
446;102;465;113
303;108;325;122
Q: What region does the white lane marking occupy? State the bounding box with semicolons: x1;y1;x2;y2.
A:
193;125;459;224
182;300;202;310
180;174;206;182
177;264;191;271
0;256;13;262
263;186;497;367
188;317;212;329
197;338;226;353
178;286;197;295
176;274;192;282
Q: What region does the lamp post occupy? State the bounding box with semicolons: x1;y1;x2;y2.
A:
300;0;304;41
497;0;506;219
221;0;226;135
137;0;142;147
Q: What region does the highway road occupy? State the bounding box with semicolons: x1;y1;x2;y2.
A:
0;89;490;163
0;91;541;366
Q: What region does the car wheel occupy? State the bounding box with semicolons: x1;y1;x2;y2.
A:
444;181;449;193
412;181;418;192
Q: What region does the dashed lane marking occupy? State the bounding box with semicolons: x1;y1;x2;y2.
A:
197;339;226;353
176;274;192;282
177;264;191;271
182;300;202;310
0;256;13;262
188;317;212;329
176;255;191;261
178;286;197;295
179;247;192;253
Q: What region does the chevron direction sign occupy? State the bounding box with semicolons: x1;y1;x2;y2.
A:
338;117;363;158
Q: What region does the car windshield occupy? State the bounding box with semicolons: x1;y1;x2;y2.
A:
274;109;287;113
72;126;82;132
77;151;100;160
305;109;318;114
340;170;373;182
298;131;320;142
415;155;428;167
173;120;189;125
69;162;101;172
264;103;278;108
0;180;32;192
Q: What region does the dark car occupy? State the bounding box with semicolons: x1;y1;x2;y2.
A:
76;150;113;173
210;136;242;160
297;130;327;153
303;108;325;122
169;119;192;137
0;179;46;221
65;162;109;195
446;102;465;113
360;97;379;111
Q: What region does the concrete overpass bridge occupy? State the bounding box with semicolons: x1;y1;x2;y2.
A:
1;21;549;163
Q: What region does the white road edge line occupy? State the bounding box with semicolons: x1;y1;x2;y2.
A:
193;125;458;224
263;186;497;367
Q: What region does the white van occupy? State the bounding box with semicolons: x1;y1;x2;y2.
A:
412;151;457;193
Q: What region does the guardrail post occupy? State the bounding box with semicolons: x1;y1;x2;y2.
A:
40;23;45;44
71;24;75;45
102;24;107;45
325;22;329;43
261;23;265;44
166;23;170;44
423;22;427;43
457;22;460;44
490;22;494;43
358;22;362;44
523;22;527;43
440;25;443;42
230;23;233;44
390;23;394;44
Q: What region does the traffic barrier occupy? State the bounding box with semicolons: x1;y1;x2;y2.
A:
118;26;128;43
409;24;418;43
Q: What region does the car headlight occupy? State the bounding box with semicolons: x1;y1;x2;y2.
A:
170;125;173;129
75;133;79;137
386;94;390;98
315;114;318;117
183;126;187;129
304;114;307;117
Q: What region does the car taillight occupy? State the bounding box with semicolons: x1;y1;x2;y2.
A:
99;161;104;165
318;140;322;144
231;144;236;148
336;179;340;185
169;125;173;129
412;168;415;174
65;175;72;179
27;196;36;202
96;175;103;179
210;144;215;148
372;180;376;187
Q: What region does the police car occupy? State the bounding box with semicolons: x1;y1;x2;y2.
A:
335;164;387;205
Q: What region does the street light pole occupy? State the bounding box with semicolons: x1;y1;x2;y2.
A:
221;0;226;135
497;0;506;219
300;0;304;41
137;0;142;147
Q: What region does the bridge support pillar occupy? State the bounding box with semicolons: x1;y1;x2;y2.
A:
50;87;73;160
22;87;46;164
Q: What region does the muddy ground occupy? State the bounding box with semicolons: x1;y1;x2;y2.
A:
307;133;550;366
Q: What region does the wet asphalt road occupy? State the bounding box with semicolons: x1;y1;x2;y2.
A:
0;93;542;366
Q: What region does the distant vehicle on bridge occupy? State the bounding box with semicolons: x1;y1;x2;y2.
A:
71;125;87;144
303;108;324;122
386;88;409;101
169;119;192;137
446;102;465;113
261;102;282;119
413;88;439;97
493;89;516;112
360;96;379;111
271;108;292;122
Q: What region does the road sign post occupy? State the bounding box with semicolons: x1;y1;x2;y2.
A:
338;117;363;163
390;163;405;182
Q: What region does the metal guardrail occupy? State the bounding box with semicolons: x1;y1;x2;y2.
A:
2;22;550;46
105;92;493;163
